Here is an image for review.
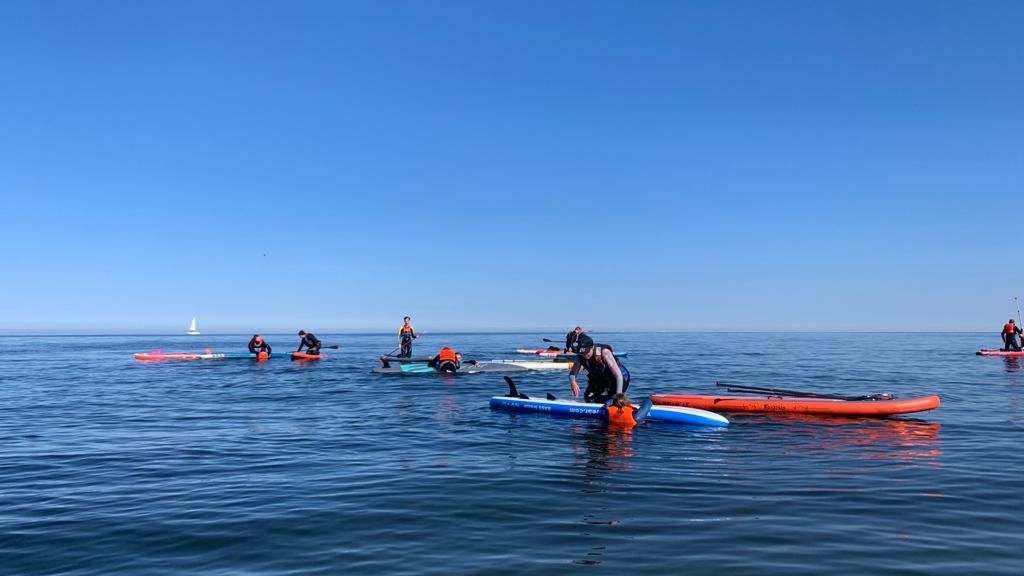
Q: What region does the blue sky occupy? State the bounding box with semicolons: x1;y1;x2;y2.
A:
1;1;1021;333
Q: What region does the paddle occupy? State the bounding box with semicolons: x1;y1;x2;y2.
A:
715;382;892;402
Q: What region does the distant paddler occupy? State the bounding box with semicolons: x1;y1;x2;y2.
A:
569;334;630;404
398;316;417;358
565;326;585;353
427;347;479;374
1002;319;1022;351
247;334;272;359
296;330;322;355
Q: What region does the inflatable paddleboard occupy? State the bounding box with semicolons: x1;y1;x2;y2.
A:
490;395;728;427
515;349;628;360
651;394;940;416
373;360;571;374
135;351;323;361
976;349;1024;357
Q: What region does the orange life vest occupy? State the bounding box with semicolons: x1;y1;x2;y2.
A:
606;404;637;427
1004;323;1016;334
438;348;457;362
400;325;414;336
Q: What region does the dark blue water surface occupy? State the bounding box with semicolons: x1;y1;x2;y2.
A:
0;333;1021;575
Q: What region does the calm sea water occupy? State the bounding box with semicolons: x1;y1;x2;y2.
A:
0;333;1021;575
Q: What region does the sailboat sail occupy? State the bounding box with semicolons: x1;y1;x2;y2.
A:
187;316;200;335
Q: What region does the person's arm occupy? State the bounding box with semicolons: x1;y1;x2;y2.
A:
266;343;272;354
569;357;582;397
248;338;257;353
398;328;403;347
297;337;306;352
427;354;440;368
603;348;625;394
565;331;574;353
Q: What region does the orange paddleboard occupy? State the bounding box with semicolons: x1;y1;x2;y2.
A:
650;394;940;416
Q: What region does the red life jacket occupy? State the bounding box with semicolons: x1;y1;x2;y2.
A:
438;348;457;362
1004;323;1017;334
607;404;637;427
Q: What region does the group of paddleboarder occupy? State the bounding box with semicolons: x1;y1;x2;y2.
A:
240;318;641;425
245;331;322;357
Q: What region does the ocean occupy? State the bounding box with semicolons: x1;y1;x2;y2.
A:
0;332;1020;574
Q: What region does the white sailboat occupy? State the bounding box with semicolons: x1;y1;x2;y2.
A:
186;316;201;335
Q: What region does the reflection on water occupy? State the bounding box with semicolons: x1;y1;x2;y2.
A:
1004;357;1021;372
570;422;635;476
758;414;942;467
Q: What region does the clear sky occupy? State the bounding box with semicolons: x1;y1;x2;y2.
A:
1;1;1021;334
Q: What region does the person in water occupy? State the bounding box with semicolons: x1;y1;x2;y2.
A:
1002;319;1022;351
397;316;417;358
565;326;585;353
569;334;630;403
603;392;653;428
247;335;272;357
427;347;478;373
296;330;321;355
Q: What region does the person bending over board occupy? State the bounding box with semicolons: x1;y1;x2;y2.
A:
247;335;272;357
296;330;321;355
569;334;630;404
565;326;585;353
398;316;417;358
427;347;479;373
1003;319;1022;351
602;392;653;428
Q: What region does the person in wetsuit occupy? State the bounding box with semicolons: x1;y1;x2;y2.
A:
428;347;463;373
296;330;321;355
565;326;584;353
398;316;417;358
568;334;630;404
1002;319;1022;351
247;335;272;356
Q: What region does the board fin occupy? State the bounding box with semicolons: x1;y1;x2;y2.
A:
546;393;557;401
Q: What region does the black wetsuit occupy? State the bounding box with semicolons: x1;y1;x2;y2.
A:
297;333;321;355
571;344;631;404
398;325;416;358
247;337;272;354
1004;328;1023;351
565;330;581;353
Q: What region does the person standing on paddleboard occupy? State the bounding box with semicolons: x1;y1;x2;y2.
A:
248;335;272;356
569;334;630;403
296;330;321;355
398;316;417;358
1002;319;1022;351
565;326;584;353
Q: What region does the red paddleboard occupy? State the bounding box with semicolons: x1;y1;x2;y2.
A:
650;394;940;416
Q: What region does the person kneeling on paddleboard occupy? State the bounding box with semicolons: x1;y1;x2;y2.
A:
602;392;653;428
1002;319;1022;351
248;335;272;358
297;330;321;355
569;334;630;403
